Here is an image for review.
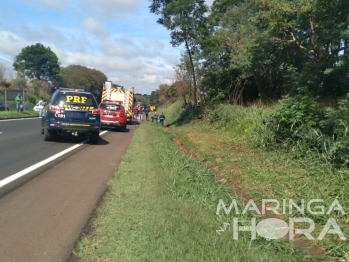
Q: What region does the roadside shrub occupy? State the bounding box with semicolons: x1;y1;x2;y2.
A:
258;94;349;165
162;100;194;126
27;94;37;105
206;104;223;124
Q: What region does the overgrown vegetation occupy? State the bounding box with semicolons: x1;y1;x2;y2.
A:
149;0;349;109
254;94;349;166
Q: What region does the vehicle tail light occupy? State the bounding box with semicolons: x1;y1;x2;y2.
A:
49;105;59;111
49;105;64;114
92;109;100;115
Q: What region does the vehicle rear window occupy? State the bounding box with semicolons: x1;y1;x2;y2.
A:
54;93;97;108
100;104;121;111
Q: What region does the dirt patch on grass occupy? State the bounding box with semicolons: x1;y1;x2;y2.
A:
173;136;202;161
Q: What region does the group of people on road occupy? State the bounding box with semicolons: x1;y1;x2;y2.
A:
133;106;150;121
151;111;166;126
14;93;45;116
132;105;166;126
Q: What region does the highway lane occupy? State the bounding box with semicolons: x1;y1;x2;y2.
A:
0;123;137;262
0;118;86;180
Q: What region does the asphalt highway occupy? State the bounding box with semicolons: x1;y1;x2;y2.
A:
0;118;137;262
0;118;82;180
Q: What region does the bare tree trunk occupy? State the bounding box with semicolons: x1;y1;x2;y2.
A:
184;38;198;118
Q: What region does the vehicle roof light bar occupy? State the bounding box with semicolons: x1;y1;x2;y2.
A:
57;87;85;92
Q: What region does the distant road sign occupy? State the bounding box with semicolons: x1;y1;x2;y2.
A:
6;90;22;100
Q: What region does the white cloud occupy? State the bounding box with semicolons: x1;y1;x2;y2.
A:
0;31;28;57
79;0;141;19
32;0;67;9
81;17;107;35
20;24;67;43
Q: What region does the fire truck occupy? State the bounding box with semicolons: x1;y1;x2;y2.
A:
101;81;134;122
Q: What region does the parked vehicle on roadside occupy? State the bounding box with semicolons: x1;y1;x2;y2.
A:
33;101;46;111
101;81;134;122
99;101;127;132
0;100;9;111
41;88;101;144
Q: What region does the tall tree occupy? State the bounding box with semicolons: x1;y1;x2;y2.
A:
149;89;160;107
174;54;196;103
57;65;107;100
149;0;208;117
13;43;60;82
202;0;261;103
200;0;349;102
174;62;191;106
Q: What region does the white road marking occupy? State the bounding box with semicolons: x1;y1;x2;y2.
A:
0;130;108;188
0;117;39;122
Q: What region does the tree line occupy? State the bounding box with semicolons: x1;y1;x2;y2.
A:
1;43;107;101
149;0;349;110
3;0;349;108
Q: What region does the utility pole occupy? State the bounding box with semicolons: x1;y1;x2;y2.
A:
4;86;8;111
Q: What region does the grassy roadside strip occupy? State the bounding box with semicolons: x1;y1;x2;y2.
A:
72;121;307;262
163;101;349;261
0;110;39;119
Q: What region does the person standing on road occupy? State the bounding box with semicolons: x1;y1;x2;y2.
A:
159;112;165;126
38;100;44;117
15;93;23;112
138;107;144;121
132;106;139;120
144;107;150;121
152;111;159;124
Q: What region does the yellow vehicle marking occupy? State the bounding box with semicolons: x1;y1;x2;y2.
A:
62;123;90;126
65;95;87;103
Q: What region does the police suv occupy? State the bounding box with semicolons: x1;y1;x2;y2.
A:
41;88;101;144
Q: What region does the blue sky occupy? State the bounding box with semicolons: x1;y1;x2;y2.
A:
0;0;213;95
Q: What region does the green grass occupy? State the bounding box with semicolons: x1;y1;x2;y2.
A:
72;100;349;261
72;121;311;262
0;109;39;118
161;101;349;261
0;98;38;118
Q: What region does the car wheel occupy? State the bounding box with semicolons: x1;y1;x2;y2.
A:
121;125;127;132
89;132;99;144
43;126;56;141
